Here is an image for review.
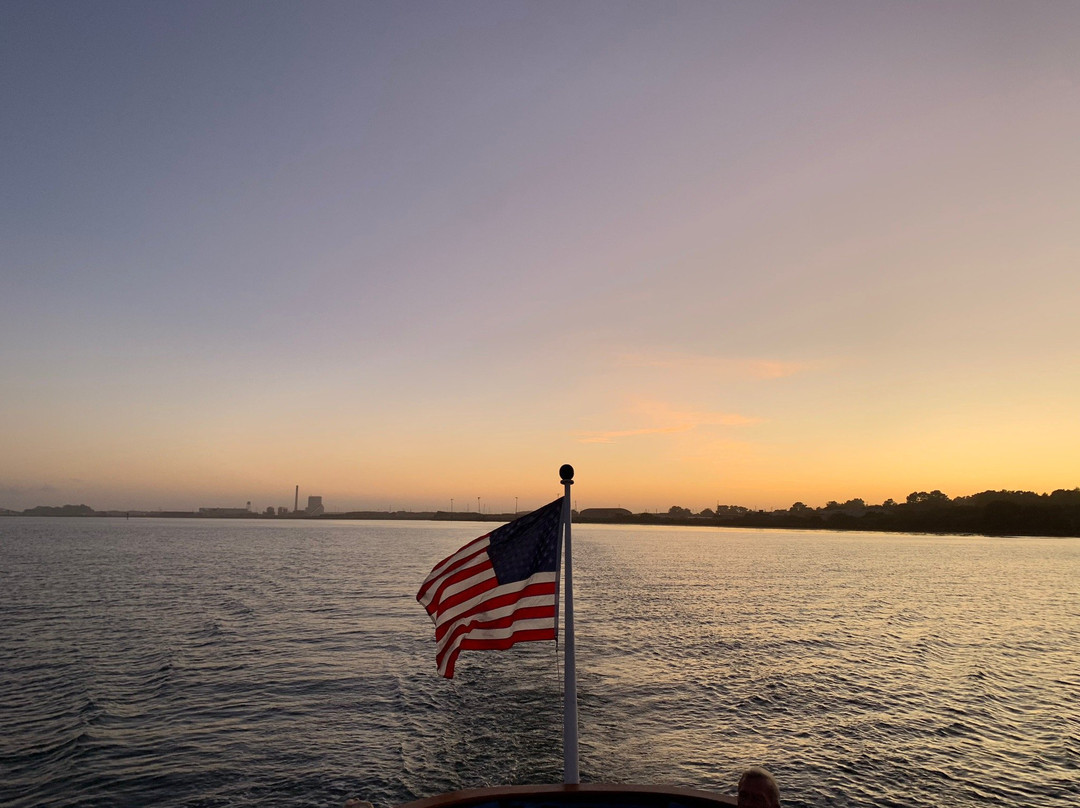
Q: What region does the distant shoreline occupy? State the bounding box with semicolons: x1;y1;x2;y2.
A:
5;495;1080;538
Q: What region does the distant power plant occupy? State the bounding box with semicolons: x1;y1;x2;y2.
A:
194;492;326;518
288;485;324;517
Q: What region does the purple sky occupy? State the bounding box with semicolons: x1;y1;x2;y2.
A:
3;2;1079;512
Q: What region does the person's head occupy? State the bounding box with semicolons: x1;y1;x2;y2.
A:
737;766;780;808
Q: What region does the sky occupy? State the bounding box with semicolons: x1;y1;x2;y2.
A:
2;1;1079;514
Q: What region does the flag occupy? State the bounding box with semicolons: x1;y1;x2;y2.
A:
417;497;564;678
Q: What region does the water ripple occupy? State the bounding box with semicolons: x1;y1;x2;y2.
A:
1;520;1077;808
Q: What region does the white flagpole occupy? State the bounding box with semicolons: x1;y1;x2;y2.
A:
559;463;579;784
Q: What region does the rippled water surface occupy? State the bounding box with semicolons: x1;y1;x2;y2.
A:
1;518;1077;807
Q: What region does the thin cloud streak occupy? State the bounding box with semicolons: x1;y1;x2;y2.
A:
577;424;695;444
576;402;761;444
616;352;817;380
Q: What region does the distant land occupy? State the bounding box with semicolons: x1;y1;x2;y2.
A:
4;488;1080;538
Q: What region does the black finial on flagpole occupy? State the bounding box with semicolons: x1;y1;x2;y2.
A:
559;464;574;484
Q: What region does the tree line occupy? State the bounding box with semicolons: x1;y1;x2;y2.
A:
624;488;1080;537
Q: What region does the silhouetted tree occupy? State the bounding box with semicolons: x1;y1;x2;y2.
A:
1050;488;1080;505
906;490;950;506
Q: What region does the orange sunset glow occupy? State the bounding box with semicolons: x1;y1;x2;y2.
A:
2;3;1078;514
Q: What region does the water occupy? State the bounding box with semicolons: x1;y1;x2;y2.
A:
1;518;1077;808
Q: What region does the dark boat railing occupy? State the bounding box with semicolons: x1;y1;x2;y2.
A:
397;783;737;808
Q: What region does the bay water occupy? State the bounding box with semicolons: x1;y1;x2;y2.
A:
1;518;1077;807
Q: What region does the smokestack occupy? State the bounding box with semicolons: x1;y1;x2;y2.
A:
294;485;299;513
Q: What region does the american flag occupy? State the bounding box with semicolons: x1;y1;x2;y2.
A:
417;497;564;678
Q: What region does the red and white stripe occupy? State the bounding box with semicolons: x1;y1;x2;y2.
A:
418;533;556;678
